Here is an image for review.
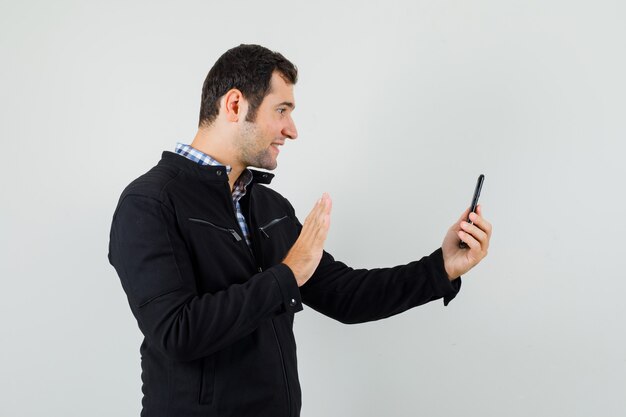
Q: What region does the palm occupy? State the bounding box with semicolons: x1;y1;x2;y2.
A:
441;205;490;279
442;226;474;278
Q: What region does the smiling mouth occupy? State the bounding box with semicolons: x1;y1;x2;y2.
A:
271;143;283;153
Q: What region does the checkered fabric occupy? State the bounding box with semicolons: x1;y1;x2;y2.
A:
175;142;254;247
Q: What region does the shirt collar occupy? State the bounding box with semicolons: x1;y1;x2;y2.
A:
175;142;254;189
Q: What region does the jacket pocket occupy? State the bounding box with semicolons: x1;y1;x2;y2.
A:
199;355;216;405
255;215;298;267
259;215;289;238
188;217;242;242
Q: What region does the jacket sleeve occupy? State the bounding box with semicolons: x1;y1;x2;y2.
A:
282;198;461;324
108;195;301;362
300;248;461;324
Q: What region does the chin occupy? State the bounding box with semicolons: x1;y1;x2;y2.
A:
260;156;278;171
249;159;277;171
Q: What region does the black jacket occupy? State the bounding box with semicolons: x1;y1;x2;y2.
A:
108;151;461;417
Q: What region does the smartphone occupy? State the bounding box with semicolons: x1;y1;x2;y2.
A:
459;174;485;249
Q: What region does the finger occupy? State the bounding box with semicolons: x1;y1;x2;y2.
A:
317;193;327;211
314;194;331;225
460;220;488;247
321;194;332;216
304;195;326;226
316;212;331;239
304;197;321;220
324;198;332;230
314;213;331;245
457;229;481;252
299;210;321;248
468;210;493;237
312;195;331;235
325;194;332;213
313;194;329;226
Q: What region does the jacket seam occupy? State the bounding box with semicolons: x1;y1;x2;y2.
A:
118;193;186;307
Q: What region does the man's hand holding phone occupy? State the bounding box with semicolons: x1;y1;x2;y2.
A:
442;205;492;280
442;175;492;280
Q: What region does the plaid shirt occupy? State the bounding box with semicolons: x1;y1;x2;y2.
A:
175;143;254;247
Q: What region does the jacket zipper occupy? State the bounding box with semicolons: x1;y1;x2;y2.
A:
225;184;292;415
188;218;242;242
271;318;291;416
259;215;288;238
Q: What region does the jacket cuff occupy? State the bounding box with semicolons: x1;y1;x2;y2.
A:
429;248;462;306
271;263;303;313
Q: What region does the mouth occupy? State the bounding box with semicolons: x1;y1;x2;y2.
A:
271;142;284;154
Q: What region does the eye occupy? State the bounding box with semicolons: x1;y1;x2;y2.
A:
277;108;286;115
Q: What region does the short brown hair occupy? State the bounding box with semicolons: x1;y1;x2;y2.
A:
198;44;298;127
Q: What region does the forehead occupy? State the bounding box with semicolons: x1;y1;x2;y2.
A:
264;72;295;104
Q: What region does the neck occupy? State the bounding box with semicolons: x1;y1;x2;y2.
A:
190;127;244;192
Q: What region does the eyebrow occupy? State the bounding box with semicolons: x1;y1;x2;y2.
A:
276;101;295;110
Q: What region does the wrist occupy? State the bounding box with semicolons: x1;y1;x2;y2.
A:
442;256;458;281
281;262;303;287
445;264;454;281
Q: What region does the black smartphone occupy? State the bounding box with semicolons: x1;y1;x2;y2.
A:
459;174;485;249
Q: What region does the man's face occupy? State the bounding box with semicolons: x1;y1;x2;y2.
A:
235;71;298;170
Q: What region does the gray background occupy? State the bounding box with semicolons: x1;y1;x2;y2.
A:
1;0;625;416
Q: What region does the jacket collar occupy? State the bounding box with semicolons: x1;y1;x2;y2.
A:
160;151;275;185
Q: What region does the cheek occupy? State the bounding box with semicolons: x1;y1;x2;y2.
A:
262;123;280;140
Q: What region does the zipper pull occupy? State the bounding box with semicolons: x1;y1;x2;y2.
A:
229;229;242;242
258;267;263;273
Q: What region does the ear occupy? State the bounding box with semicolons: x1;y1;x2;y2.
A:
221;89;247;123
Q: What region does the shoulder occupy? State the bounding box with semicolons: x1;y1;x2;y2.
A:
120;158;182;203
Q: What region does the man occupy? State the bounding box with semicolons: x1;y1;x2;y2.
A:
108;44;492;417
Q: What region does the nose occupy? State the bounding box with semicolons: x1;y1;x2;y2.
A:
282;118;298;140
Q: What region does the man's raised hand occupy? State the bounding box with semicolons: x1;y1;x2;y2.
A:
282;193;332;287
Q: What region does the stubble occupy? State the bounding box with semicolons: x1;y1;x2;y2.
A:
236;121;277;170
